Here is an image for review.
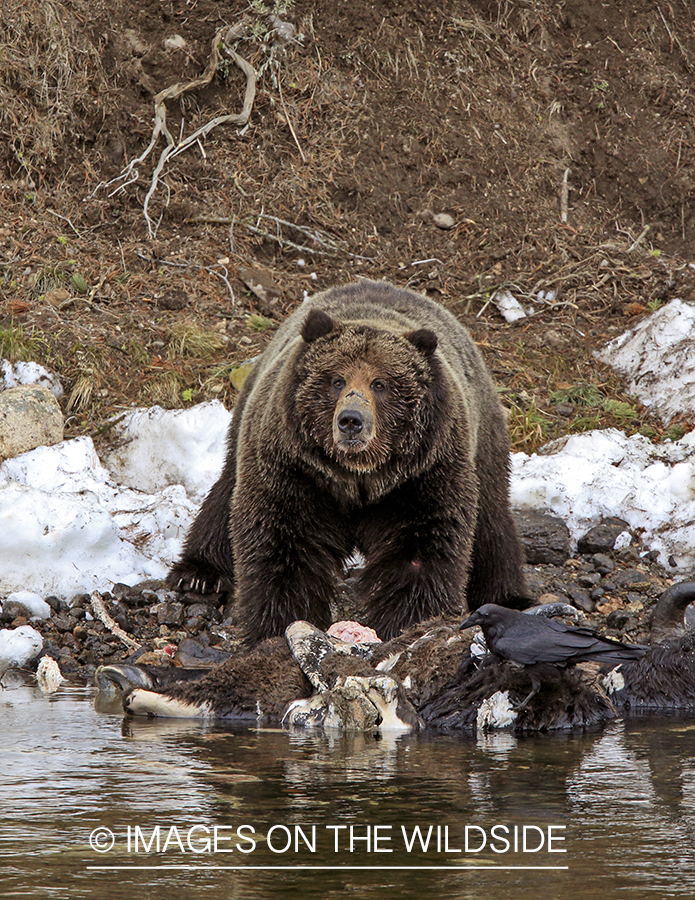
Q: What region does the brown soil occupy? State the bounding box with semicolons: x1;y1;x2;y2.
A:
2;0;695;452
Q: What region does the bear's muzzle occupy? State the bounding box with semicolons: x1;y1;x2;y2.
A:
333;391;375;455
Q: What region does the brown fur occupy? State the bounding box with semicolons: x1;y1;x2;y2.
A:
163;639;312;720
168;281;527;643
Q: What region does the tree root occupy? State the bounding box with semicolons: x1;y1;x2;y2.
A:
99;25;256;238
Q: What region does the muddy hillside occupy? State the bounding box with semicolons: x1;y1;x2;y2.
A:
1;0;695;450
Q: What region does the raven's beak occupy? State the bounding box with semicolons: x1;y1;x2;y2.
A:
459;611;480;630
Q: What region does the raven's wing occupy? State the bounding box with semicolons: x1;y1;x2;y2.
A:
492;622;587;665
493;619;646;666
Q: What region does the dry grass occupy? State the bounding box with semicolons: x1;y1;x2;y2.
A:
166;323;228;359
0;0;106;178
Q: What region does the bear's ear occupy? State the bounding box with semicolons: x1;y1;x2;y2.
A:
406;328;438;357
302;308;336;343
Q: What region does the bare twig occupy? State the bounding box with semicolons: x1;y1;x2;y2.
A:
186;212;375;260
628;224;650;253
89;590;142;652
560;167;570;224
46;209;81;236
276;70;306;162
134;252;236;302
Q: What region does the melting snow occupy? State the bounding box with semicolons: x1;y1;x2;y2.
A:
597;298;695;424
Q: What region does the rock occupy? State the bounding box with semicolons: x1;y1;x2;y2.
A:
175;638;230;667
566;585;594;613
230;358;258;392
577;518;631;554
432;212;455;230
0;384;64;461
36;656;66;692
1;591;52;622
611;569;654;592
238;265;283;307
154;600;185;627
591;553;615;575
577;572;601;587
123;28;148;56
513;510;571;565
268;15;297;46
185;602;216;620
43;287;72;307
45;596;62;613
163;35;187;52
606;609;632;631
523;569;552;599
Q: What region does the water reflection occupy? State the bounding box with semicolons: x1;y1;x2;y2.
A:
1;680;694;898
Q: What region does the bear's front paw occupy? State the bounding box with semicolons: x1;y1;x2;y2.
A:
166;559;232;595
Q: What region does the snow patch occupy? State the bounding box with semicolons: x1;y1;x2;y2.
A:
103;402;231;503
597;298;695;424
1;359;63;397
0;625;43;674
0;427;202;597
512;428;695;569
3;590;52;620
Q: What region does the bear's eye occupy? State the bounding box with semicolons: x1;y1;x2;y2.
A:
371;378;387;393
331;376;346;392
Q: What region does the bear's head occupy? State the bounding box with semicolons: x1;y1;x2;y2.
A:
295;308;439;473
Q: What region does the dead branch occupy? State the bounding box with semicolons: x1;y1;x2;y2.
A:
134;251;236;302
98;25;257;238
89;590;142;652
560;167;570;224
186;212;375;261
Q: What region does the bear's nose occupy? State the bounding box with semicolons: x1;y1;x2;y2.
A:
337;409;364;436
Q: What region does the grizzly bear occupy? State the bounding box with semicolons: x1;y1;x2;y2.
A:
167;280;527;643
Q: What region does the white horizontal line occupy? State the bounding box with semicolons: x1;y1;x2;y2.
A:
86;865;569;871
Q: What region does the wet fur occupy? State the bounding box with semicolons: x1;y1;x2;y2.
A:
149;639;313;721
118;621;695;730
611;632;695;711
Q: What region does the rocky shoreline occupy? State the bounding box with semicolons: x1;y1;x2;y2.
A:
2;511;690;688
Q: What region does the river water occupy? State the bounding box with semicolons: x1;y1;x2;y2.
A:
2;680;695;900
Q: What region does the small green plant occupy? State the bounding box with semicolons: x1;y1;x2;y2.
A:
591;79;609;108
32;261;78;297
570;412;603;433
71;272;89;294
181;388;194;402
0;323;45;361
602;399;637;420
550;383;603;407
246;313;274;333
665;424;684;441
508;401;552;453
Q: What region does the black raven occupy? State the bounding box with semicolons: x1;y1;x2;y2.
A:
460;603;648;709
